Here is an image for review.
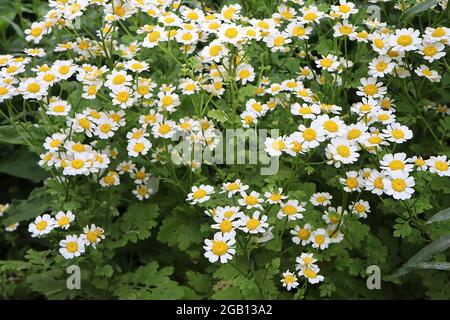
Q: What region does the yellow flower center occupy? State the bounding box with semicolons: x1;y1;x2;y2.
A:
389;159;404;170
337;145;350;157
193;189;207;199
303;128;317;141
36;220;47;231
71;159;85;169
397;35;413;46
220;220;233;233
435;161;448;172
391;178;406;192
211;240;228;256
66;241;78;253
282;205;297;215
297;228;310;240
27;83;41;93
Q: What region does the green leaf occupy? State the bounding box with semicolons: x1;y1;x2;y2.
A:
157;206;203;254
0;125;32;145
113;262;184;300
109;203;159;248
426;207;450;224
400;0;441;22
207;109;228;123
412;262;450;271
389;235;450;278
3;187;51;225
0;147;49;180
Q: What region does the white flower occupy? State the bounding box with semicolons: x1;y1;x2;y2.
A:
203;232;236;263
81;224;105;248
28;214;55;237
390;28;421;52
383;123;413;143
187;184;215;204
281;270;299;291
238;191;264;209
277;200;305;221
238;211;269;234
59;234;85;259
383;171;415;200
311;228;330;250
351;200;371;219
54;211;75;229
290;224;312;245
340;171;364;192
380;153;414;174
265;136;287;157
310;192;332;206
221;180;249;198
426;156;450;177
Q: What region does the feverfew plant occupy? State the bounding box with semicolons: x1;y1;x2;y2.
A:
0;0;449;300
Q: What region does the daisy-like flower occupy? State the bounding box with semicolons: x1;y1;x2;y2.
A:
110;86;136;108
331;0;358;19
212;213;241;235
290;103;321;119
52;60;77;80
426;156;450;177
54;211;75;229
239;211;269;234
238;191;264;210
277;200;305;221
351;200;371;219
300;6;325;24
323;206;347;225
235;63;255;85
187;184;215;204
63;152;93;176
133;185;151;201
368;55;394;78
311;228;330;250
383;123;413;143
383;171;416;200
333;20;356;38
123;59;149;73
284;132;306;156
19;78;48;100
99;171;120;187
357;77;387;99
265;136;287;157
380;153;414;174
316;54;339;72
298;265;325;284
47;100;71;116
415;65;441;82
5;223;19;232
127;137;152;158
417;41;446;62
264;32;291;52
410;156;428;171
297;123;326;149
201;40;229;63
295;253;318;270
291;224;312;245
59;235;85;259
152;120;177;139
365;170;386;195
310;192;332;207
264;188;287;204
218;23;243;45
340;171;364;192
390;28;421;52
326;138;359;166
28;214;55;237
25;22;46;43
82;224;105;248
281;270;299;291
246;99;268;117
204;232;236;263
142;26;168;48
424;26;450;42
221;180;249;198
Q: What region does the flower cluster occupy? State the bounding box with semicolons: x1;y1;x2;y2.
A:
28;211;105;259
